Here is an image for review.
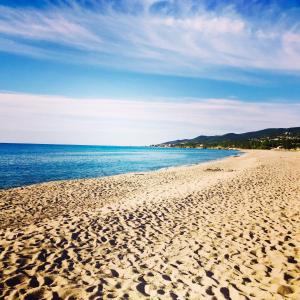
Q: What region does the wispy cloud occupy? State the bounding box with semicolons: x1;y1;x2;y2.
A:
0;92;299;145
0;0;300;81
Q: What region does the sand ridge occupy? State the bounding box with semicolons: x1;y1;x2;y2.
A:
0;150;299;299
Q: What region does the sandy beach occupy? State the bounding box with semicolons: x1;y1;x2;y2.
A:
0;150;299;300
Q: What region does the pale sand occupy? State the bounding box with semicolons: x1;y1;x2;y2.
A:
0;150;299;300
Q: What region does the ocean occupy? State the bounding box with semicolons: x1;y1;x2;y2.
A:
0;143;240;189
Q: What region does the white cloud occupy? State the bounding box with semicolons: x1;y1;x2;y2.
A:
0;0;299;80
0;92;299;145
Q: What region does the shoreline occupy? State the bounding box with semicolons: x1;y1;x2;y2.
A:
0;148;242;192
0;150;299;299
1;150;246;230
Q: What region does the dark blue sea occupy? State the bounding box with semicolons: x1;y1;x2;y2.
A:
0;144;240;189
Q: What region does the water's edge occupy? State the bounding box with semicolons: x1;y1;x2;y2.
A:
0;144;241;190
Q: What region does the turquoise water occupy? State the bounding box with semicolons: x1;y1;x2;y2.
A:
0;144;240;189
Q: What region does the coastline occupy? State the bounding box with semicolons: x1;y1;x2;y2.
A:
0;150;299;299
1;150;245;230
0;144;239;190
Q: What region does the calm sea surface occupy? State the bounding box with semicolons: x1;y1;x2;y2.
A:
0;144;240;189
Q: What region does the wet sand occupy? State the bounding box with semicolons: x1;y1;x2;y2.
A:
0;150;299;299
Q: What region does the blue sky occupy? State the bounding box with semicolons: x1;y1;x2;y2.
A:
0;0;300;145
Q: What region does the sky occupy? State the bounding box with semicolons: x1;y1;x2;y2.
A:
0;0;300;145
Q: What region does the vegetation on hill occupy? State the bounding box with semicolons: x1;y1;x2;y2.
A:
154;127;300;150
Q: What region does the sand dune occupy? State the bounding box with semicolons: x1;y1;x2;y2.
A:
0;150;299;299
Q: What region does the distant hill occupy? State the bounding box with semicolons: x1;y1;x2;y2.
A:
154;127;300;150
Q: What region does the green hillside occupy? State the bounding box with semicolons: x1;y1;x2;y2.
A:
155;127;300;150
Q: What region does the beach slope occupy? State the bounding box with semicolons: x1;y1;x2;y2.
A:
0;150;299;299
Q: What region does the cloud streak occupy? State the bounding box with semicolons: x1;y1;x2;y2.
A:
0;92;299;145
0;0;300;81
